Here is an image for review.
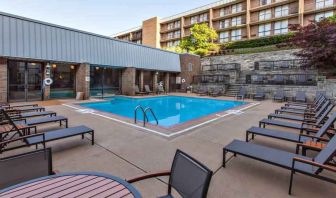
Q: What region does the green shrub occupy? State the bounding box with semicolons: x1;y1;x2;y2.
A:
222;33;294;49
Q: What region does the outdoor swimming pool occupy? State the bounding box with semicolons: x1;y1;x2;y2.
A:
80;96;246;128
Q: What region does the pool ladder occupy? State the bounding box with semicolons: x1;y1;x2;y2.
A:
134;105;159;127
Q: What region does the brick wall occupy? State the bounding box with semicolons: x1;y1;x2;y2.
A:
121;67;136;95
76;63;90;99
142;17;160;48
0;58;7;103
179;54;201;90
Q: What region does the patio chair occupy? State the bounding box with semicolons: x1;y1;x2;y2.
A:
10;111;57;120
285;93;324;108
223;134;336;195
268;102;334;123
145;85;154;94
275;96;327;115
273;89;286;102
0;148;53;189
254;76;264;84
6;106;45;113
198;87;208;96
253;88;265;100
246;112;336;148
294;91;307;103
127;149;213;198
272;75;285;85
157;85;166;94
0;103;38;109
236;87;246;100
280;96;326;111
135;85;146;95
209;87;222;97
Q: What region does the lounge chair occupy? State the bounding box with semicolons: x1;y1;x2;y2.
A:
294;91;307;103
246;112;336;148
223;135;336;194
236;87;246;100
135;85;146;95
282;95;326;111
11;111;57;119
285;93;323;108
144;85;154;94
273;89;286;102
275;97;327;115
209;87;221;97
127;149;213;198
253;88;266;100
8;106;45;113
198;87;208;96
0;103;38;109
254;75;264;84
0;148;54;189
268;103;334;123
272;75;284;85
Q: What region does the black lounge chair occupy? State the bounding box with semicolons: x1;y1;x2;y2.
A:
223;135;336;194
275;97;327;115
10;106;45;113
246;112;336;148
269;102;333;122
209;87;221;97
253;88;265;100
19;116;68;128
144;85;154;94
1;103;38;109
272;75;284;84
127;149;213;198
254;75;264;84
294;91;307;103
13;111;57;119
282;95;326;111
285;93;323;108
273;89;286;102
0;148;54;189
135;85;146;95
236;87;246;100
198;87;208;96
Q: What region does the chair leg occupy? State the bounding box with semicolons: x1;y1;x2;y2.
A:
246;132;249;142
91;131;94;145
289;170;295;195
82;134;84;139
223;149;226;168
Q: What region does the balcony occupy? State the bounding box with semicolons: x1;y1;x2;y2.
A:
214;18;247;31
250;7;299;24
250;0;297;12
304;2;336;13
160;26;181;34
213;4;247;20
160;35;181;42
184;19;209;27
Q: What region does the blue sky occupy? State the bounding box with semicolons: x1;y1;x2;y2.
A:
0;0;214;36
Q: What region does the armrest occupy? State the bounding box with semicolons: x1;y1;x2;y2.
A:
126;170;171;183
293;157;336;172
0;133;44;146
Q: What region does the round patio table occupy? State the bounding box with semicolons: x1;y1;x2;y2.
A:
0;172;142;198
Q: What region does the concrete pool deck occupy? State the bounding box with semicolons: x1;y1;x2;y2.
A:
3;94;336;197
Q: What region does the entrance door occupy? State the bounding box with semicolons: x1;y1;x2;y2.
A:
8;61;42;102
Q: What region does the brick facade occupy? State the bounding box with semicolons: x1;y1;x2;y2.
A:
76;63;90;99
179;54;201;90
121;67;136;95
0;58;7;103
142;17;160;48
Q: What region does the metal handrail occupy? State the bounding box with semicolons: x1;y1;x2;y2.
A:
144;108;159;126
134;105;148;127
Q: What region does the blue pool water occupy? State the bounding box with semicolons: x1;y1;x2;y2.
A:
80;96;246;128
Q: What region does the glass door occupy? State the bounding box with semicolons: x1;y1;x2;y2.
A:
8;61;42;102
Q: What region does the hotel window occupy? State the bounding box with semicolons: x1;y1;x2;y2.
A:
231;29;242;41
174;30;181;38
220;19;230;28
219;8;227;17
191;16;198;24
231;16;242;26
259;9;272;21
199;13;208;22
168;23;174;30
316;0;333;9
174;21;181;28
219;31;230;43
232;3;243;13
258;23;271;37
168;32;174;39
136;40;141;44
167;40;180;47
275;5;289;17
274;20;288;34
315;11;334;21
260;0;271;6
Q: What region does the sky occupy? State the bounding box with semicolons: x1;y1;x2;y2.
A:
0;0;216;36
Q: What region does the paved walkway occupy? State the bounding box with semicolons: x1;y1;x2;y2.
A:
6;96;336;197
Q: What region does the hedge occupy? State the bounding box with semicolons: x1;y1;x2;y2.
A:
222;33;294;49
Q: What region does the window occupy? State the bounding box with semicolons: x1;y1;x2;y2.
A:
191;16;198;24
315;11;334;21
136;40;141;44
167;40;180;47
220;19;230;28
232;16;242;26
168;32;174;39
274;20;288;34
219;31;229;43
174;30;181;38
188;63;193;72
258;23;271;37
275;5;289;17
260;0;271;6
232;3;243;13
259;9;272;20
175;21;181;28
316;0;333;9
231;29;242;41
199;13;208;22
168;23;174;30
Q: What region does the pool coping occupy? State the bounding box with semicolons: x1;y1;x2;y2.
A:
63;95;260;138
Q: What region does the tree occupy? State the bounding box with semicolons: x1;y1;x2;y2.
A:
179;23;219;56
287;16;336;69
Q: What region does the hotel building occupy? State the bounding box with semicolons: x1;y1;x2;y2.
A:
112;0;336;48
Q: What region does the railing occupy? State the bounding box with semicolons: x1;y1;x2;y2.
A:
250;7;299;23
254;59;313;70
304;2;336;12
253;0;288;8
213;4;247;18
134;105;158;127
202;63;241;72
215;18;247;30
193;74;230;84
246;74;317;86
